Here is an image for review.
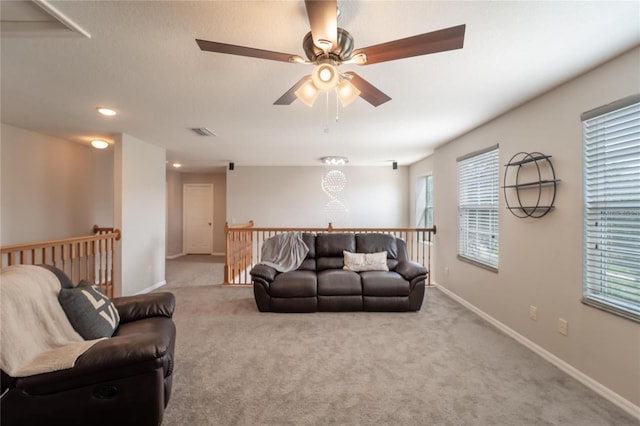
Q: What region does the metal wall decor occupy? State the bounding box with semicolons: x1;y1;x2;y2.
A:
503;152;560;218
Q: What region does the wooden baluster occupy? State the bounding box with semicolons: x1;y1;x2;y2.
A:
91;240;97;286
100;237;106;293
68;242;75;283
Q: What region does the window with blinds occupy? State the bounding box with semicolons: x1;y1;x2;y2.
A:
416;174;433;229
457;145;499;271
582;95;640;322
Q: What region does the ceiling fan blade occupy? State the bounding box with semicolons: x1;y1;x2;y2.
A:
353;24;466;65
345;72;391;107
196;39;296;63
274;75;311;105
304;0;338;50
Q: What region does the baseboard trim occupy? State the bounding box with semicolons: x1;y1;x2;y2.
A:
135;280;166;295
434;283;640;421
166;253;185;260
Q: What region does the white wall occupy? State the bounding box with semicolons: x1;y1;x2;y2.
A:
227;165;409;227
113;133;166;295
429;47;640;410
166;169;183;257
0;124;113;245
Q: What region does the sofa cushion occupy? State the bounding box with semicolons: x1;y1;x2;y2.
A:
361;271;410;296
58;282;120;340
316;233;355;257
271;297;317;313
302;233;316;259
343;251;389;272
317;257;344;271
318;295;363;311
356;233;398;259
271;270;317;298
297;258;317;271
364;296;410;312
317;270;362;295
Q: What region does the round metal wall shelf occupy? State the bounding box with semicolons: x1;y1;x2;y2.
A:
502;152;560;218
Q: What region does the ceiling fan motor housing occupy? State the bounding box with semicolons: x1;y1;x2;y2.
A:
303;27;354;63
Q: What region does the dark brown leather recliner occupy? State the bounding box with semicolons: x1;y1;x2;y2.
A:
251;232;428;313
1;285;176;426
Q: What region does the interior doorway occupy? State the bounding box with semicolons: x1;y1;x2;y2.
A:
183;183;214;254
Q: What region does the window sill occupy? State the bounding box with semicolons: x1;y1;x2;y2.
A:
457;255;498;273
581;297;640;323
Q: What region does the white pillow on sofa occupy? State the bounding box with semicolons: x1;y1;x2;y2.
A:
343;251;389;272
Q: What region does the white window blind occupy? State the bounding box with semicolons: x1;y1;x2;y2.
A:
416;175;433;229
582;95;640;322
457;146;499;270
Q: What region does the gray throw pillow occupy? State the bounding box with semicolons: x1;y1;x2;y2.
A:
58;282;120;340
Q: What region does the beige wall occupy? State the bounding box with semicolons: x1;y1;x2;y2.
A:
226;165;410;228
166;170;183;257
0;124;113;245
113;133;166;295
427;47;640;409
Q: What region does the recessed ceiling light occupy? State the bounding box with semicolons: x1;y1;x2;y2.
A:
97;107;117;116
172;163;182;168
91;139;109;149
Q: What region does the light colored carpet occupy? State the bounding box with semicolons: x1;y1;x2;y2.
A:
161;255;638;426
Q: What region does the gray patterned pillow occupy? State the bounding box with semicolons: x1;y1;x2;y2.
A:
58;282;120;339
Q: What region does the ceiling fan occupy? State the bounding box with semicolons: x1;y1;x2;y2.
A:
196;0;465;108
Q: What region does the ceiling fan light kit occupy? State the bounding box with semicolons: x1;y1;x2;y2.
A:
294;78;319;107
312;63;339;91
336;79;360;107
196;0;465;109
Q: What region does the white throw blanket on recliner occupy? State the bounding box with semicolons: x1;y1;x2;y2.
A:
259;232;309;272
0;265;102;377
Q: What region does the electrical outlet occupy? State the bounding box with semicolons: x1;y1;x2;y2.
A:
558;318;568;336
529;305;537;321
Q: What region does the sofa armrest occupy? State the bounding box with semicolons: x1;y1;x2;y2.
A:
250;264;278;283
395;261;427;281
13;318;175;395
112;292;175;323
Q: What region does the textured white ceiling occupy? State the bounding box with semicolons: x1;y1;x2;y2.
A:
1;1;639;171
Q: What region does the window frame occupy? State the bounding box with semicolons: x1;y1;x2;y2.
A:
456;145;500;272
581;94;640;323
415;174;434;230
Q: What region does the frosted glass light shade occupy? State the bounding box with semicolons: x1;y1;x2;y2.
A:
312;64;339;91
337;79;361;107
295;79;319;107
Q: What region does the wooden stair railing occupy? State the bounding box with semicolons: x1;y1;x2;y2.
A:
224;222;436;286
1;225;121;297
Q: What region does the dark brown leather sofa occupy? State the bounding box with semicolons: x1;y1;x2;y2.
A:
1;278;176;426
250;232;428;312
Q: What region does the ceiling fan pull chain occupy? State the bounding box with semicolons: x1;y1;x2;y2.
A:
324;91;330;133
335;88;340;122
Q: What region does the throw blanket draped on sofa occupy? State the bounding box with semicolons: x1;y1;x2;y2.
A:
259;232;309;272
0;265;102;377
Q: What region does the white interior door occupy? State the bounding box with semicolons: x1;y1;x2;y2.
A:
183;184;214;254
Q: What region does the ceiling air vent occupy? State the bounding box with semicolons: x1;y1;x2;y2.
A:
191;127;216;137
